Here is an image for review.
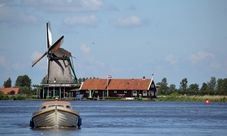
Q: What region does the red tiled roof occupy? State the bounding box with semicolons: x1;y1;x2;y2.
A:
0;88;20;95
80;79;107;90
80;78;152;90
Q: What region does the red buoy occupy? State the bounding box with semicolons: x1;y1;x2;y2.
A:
205;100;210;104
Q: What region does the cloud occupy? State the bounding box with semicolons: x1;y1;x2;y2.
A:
80;43;90;54
63;15;100;26
19;13;39;24
111;16;143;27
188;51;215;64
0;3;40;25
22;0;104;12
165;54;177;64
0;56;8;67
126;5;137;11
103;4;119;11
0;4;15;22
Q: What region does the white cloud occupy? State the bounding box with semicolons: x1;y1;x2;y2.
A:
0;56;7;67
19;13;39;24
165;54;177;64
0;56;10;71
188;51;215;64
126;5;137;11
22;0;104;12
80;43;90;54
111;16;142;27
0;4;14;22
0;3;39;25
63;15;100;26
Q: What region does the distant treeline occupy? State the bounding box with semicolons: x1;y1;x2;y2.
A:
2;75;227;96
76;77;99;84
156;77;227;95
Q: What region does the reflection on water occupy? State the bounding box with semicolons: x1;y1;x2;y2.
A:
0;100;227;136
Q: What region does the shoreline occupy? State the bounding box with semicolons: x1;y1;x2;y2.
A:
1;95;227;102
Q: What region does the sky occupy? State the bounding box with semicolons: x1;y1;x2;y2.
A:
0;0;227;88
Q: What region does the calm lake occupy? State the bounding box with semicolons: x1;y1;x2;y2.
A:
0;100;226;136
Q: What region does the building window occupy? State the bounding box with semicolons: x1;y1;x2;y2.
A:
132;90;137;96
86;91;89;93
124;91;127;93
143;90;147;96
95;91;98;93
114;91;117;93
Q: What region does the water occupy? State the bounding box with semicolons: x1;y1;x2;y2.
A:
0;100;226;136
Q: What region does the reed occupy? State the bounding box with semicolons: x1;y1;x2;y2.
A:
157;95;227;102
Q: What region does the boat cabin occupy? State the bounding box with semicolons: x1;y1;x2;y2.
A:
39;101;72;110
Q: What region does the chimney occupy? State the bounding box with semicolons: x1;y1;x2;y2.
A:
142;76;145;80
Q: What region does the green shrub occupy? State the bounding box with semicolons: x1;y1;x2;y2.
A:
105;97;121;100
17;95;26;100
170;92;180;97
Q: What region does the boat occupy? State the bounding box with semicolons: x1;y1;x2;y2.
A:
30;100;82;129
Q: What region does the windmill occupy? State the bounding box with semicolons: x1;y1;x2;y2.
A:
32;22;77;84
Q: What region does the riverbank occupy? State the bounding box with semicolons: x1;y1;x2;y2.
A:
1;94;227;102
61;95;227;102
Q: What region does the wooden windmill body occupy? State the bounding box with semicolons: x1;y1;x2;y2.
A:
44;48;75;84
32;22;77;99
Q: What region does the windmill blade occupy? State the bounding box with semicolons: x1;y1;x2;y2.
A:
32;52;47;67
46;22;52;49
48;36;64;54
68;57;77;81
46;57;50;83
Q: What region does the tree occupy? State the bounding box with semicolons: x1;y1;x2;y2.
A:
18;86;30;95
157;78;169;95
15;75;32;88
169;84;177;94
179;78;188;95
216;78;227;95
15;75;32;95
207;77;216;95
4;78;12;88
188;83;199;95
200;82;208;95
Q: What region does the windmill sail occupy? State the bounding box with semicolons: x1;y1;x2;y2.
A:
46;22;52;48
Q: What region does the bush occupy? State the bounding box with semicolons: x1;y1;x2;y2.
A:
10;95;16;100
170;92;180;97
16;95;26;100
0;95;9;100
105;97;121;100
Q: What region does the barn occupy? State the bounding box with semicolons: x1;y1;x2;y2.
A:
0;88;20;95
78;77;157;99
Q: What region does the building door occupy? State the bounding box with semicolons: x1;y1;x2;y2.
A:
103;90;108;97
